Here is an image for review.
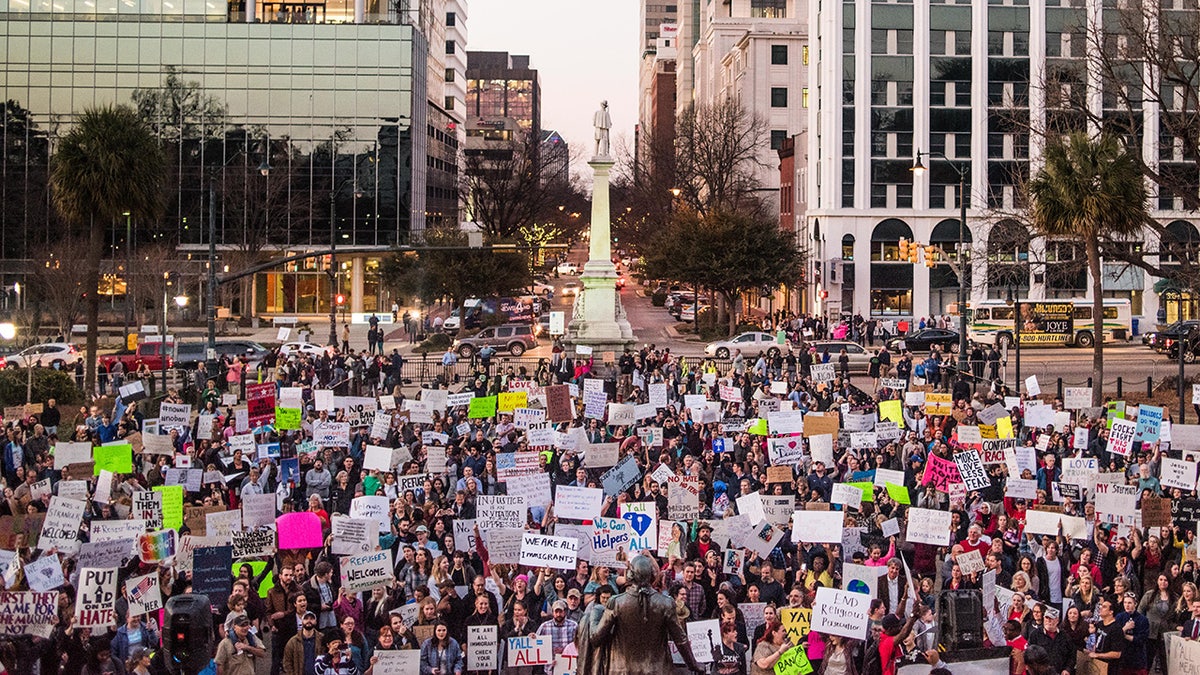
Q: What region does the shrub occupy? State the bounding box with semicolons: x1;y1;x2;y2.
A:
0;368;82;408
414;332;453;354
651;290;668;306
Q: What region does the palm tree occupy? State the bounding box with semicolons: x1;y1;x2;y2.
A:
50;105;165;397
1028;131;1148;406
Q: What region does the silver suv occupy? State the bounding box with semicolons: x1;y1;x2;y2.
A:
453;323;539;358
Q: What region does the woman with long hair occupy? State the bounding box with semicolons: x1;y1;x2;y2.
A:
419;621;464;675
817;634;860;675
1070;572;1100;621
404;548;434;595
1138;573;1177;674
1174;581;1199;627
751;619;791;675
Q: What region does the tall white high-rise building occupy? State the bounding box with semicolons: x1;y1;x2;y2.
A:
806;0;1198;325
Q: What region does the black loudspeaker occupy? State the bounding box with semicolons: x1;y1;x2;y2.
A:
938;589;984;650
163;594;213;675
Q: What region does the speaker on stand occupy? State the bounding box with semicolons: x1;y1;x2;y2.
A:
937;589;984;650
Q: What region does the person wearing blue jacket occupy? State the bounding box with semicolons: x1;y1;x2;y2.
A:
419;621;464;675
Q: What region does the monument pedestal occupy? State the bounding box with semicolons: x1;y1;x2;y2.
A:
566;157;635;354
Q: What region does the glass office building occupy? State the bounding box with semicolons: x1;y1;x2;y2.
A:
0;2;443;316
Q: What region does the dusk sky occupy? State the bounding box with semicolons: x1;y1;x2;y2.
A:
468;0;641;172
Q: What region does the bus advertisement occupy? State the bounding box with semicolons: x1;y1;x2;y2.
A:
1016;302;1074;345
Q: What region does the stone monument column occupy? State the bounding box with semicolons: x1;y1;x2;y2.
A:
566;102;635;354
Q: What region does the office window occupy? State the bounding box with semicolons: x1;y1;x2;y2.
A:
445;40;455;55
445;68;454;83
803;45;810;65
802;88;809;108
771;130;788;150
771;88;788;107
444;96;454;110
772;45;788;64
446;12;455;26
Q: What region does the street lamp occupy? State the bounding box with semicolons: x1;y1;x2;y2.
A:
913;150;970;375
207;136;272;379
328;156;365;349
1163;288;1186;421
1006;286;1022;396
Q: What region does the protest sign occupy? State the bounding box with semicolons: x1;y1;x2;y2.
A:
468;625;499;671
206;509;242;541
507;636;552;667
768;437;805;466
831;483;863;511
954;450;991;490
125;573;162;614
0;591;57;637
842;563;879;597
192;546;233;598
803;413;839;437
791;510;844;543
590;516;631;567
667;474;701;520
341;550;394;592
924;393;953;415
810;588;870;640
1142;496;1173;528
24;555;64;593
600;454;642;497
1005;478;1037;499
779;607;812;644
332;515;375;555
232;528;277;559
246;383;276;427
276;512;323;549
520;533;578;570
75;567;118;628
240;493;277;530
485;528;524;565
79;538;135;569
469;396;498;419
1108;418;1137;456
39;496;85;555
920;454;962;491
313;421;351;447
1023;509;1062;537
350;495;391;533
555;486;603;521
93;444;132;475
478;496;526;529
583;443;619;468
1063;387;1092;409
1161;458;1198;491
159;402;191;429
905;507;952;546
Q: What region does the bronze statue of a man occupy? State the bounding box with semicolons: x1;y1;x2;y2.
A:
576;555;706;675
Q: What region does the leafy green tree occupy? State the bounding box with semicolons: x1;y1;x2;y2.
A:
50;105;166;396
380;228;530;310
642;209;805;335
1028;132;1148;406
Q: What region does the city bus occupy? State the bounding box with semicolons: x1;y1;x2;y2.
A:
951;298;1133;348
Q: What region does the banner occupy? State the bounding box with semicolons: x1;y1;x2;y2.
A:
125;572;162;614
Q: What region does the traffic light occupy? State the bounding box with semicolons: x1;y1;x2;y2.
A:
925;245;937;266
909;241;919;264
335;294;346;306
898;238;909;260
163;594;212;675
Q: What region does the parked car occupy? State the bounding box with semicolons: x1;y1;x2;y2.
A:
1147;320;1200;352
679;302;711;323
555;261;580;276
4;342;79;369
453;323;539;358
175;340;271;369
704;331;781;359
277;342;330;359
97;342;172;372
808;340;874;373
1166;326;1200;363
887;328;962;353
